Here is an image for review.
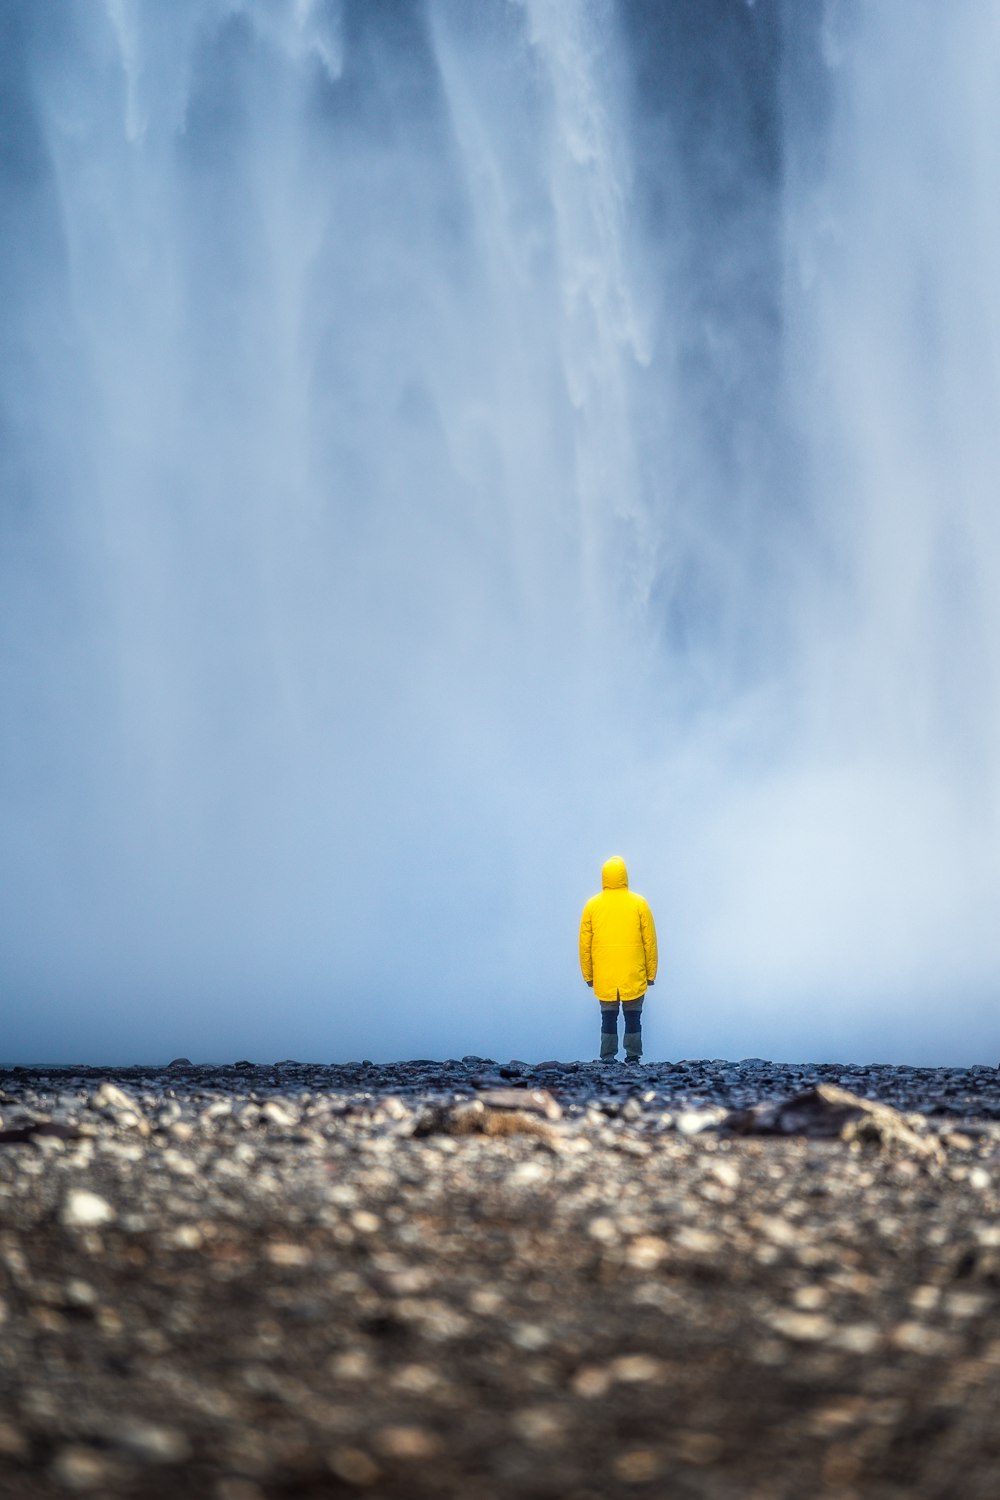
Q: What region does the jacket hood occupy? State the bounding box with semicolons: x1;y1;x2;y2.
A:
601;856;629;891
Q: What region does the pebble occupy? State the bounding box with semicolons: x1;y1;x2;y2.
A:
676;1108;728;1135
327;1446;381;1486
2;1056;1000;1498
51;1445;114;1490
0;1420;27;1458
109;1420;191;1463
60;1190;115;1228
374;1424;442;1459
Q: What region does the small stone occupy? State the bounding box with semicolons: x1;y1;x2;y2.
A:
91;1082;136;1113
625;1235;669;1269
111;1420;191;1463
33;1305;69;1333
329;1350;374;1381
507;1159;549;1184
350;1211;380;1234
52;1445;113;1489
165;1225;204;1250
162;1149;197;1176
215;1482;266;1500
753;1214;801;1247
327;1446;381;1486
380;1096;411;1120
614;1448;665;1482
63;1279;99;1308
261;1100;298;1128
672;1432;724;1465
375;1425;442;1459
61;1190;115;1229
265;1240;312;1267
766;1310;835;1342
676;1109;725;1136
944;1291;990;1319
572;1365;612;1398
510;1407;566;1446
673;1227;722;1254
510;1323;549;1350
389;1364;442;1395
611;1354;664;1383
0;1421;27;1458
792;1285;830;1311
890;1321;954;1355
709;1159;741;1188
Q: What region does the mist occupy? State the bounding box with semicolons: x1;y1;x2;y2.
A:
2;0;998;1067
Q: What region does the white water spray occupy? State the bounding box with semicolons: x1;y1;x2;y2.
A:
1;0;998;1063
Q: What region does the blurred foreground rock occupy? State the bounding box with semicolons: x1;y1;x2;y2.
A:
1;1057;1000;1498
724;1084;946;1161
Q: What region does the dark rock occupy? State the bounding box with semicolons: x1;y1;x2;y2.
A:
0;1119;85;1146
724;1086;943;1161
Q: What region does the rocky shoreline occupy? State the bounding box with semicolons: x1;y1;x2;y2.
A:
2;1058;999;1498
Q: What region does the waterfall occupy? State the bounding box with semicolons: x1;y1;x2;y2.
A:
1;0;998;1063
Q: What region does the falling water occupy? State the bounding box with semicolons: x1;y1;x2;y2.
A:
2;0;998;1064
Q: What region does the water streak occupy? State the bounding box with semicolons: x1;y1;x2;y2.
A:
1;0;998;1063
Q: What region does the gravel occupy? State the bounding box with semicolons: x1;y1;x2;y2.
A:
1;1056;1000;1498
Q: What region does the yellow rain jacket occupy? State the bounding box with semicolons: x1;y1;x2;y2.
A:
579;857;658;1002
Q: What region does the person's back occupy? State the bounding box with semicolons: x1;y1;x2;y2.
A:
579;856;658;1063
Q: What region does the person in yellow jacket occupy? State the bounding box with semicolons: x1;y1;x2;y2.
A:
579;856;658;1064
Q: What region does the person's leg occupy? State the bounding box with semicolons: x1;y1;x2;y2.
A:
622;998;644;1062
599;1001;619;1061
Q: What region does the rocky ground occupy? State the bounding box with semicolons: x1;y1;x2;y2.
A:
2;1056;1000;1499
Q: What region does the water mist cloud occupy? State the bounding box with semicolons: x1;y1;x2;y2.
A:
1;0;999;1066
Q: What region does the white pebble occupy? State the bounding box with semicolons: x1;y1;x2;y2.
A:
61;1190;114;1229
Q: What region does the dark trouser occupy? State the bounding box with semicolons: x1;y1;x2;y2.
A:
599;997;643;1060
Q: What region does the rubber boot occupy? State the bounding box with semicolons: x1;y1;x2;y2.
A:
622;999;643;1063
599;1030;618;1063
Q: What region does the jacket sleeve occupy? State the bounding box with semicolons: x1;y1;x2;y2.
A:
639;900;658;984
579;903;593;984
